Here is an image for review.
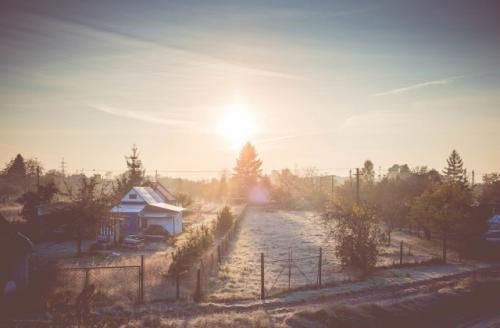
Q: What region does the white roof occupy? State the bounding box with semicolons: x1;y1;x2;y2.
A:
148;203;184;213
133;187;164;204
113;186;184;214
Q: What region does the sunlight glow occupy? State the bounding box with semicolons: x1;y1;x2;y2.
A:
217;103;257;149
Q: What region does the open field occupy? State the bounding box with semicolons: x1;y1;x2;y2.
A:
207;207;460;301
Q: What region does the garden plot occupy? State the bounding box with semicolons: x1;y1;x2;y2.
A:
207;208;453;301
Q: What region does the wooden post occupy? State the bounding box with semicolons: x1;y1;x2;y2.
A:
140;255;144;303
175;271;180;300
318;247;322;287
84;268;90;291
260;253;265;300
443;235;447;263
194;269;201;302
400;241;403;265
288;249;291;290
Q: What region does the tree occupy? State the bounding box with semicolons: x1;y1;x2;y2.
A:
371;178;407;244
17;182;59;223
361;160;375;183
409;182;473;261
443;150;467;185
480;173;500;205
25;158;43;178
333;204;382;275
113;145;149;198
233;142;262;199
66;175;111;257
174;192;193;208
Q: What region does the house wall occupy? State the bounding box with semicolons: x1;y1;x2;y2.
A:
119;213;140;236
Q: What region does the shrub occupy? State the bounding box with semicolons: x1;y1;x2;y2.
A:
214;206;234;235
169;225;213;275
334;205;383;275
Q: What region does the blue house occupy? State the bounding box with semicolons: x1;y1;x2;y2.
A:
111;186;184;236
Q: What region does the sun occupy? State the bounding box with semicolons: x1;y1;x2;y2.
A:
217;103;257;149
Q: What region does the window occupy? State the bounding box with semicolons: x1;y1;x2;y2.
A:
129;194;137;199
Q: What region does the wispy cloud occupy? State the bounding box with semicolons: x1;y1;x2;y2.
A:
91;104;193;127
9;9;301;81
373;76;462;97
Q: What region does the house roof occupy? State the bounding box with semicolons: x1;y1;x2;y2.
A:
113;186;184;214
133;187;165;203
155;183;176;202
147;203;184;213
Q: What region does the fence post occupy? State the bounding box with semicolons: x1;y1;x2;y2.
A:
140;255;144;303
194;269;201;302
443;235;447;263
261;252;265;300
288;249;291;290
175;271;180;300
400;241;403;265
318;247;322;287
84;268;90;291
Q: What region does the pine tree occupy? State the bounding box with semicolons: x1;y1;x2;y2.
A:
233;142;262;198
443;150;467;185
113;145;148;198
126;144;145;186
5;154;26;180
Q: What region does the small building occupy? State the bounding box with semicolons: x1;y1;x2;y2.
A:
0;214;33;296
485;214;500;243
111;186;184;236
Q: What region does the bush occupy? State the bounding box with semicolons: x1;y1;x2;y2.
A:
334;205;382;275
169;225;213;275
214;206;234;235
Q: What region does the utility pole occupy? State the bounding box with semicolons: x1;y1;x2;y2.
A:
355;168;360;204
471;170;475;186
60;158;66;177
36;165;40;192
331;175;334;196
349;169;352;188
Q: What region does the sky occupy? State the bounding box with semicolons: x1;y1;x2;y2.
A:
1;0;500;179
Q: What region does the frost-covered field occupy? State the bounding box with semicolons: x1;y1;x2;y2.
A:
207;207;457;301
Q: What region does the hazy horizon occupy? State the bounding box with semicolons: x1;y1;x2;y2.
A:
1;0;500;179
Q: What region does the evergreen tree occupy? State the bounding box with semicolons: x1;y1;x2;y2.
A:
113;145;148;198
233;142;262;198
126;144;145;186
443;150;467;185
5;154;26;180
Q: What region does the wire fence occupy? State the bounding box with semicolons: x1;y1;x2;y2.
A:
44;206;458;307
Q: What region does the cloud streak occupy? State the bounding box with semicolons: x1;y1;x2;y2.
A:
373;76;462;97
91;104;194;127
